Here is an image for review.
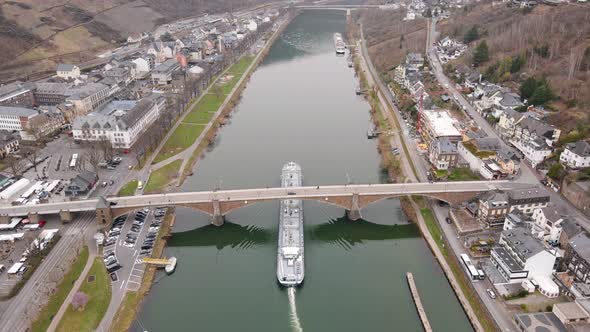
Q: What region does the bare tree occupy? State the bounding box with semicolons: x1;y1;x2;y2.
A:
86;148;104;174
5;155;25;177
97;138;114;162
21;146;39;177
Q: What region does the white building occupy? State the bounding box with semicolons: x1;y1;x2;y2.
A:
510;137;552;168
490;227;559;297
72;95;165;149
131;58;151;79
0;106;38;132
419;109;462;146
560;141;590;169
531;206;564;243
56;64;80;80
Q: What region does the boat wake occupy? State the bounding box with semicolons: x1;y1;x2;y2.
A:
287;287;303;332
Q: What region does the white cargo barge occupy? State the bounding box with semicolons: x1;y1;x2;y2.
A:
334;33;346;55
277;162;304;287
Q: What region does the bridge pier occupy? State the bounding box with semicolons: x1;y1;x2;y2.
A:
346;193;362;221
211;199;224;226
59;210;73;223
28;212;39;224
96;197;112;226
0;215;9;224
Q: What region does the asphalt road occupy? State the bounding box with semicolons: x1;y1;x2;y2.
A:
0;212;96;332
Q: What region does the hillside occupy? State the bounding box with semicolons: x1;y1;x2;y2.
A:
355;8;427;74
437;2;590;131
0;0;267;82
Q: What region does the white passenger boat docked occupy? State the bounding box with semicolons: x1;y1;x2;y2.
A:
277;162;304;287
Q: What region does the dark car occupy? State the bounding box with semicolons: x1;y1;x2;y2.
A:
107;264;122;273
141;245;153;250
110;272;118;282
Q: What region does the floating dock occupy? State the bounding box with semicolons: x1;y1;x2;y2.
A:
406;272;433;332
142;257;177;275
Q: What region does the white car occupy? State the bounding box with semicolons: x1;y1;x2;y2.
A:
124;242;135;248
486;288;496;299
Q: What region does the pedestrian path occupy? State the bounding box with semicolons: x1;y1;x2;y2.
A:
46;252;96;332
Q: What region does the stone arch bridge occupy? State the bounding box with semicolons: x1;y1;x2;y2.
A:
0;181;526;226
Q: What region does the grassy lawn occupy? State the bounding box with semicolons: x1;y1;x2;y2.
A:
227;56;254;74
31;246;89;332
183;109;215;124
153;124;205;164
56;258;111;332
117;180;138;196
448;167;480;181
151;55;255;164
420;208;496;332
145;160;183;193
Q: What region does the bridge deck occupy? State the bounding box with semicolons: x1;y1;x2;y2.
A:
0;181;529;217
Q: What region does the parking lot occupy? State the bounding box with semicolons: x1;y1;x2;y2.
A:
102;207;166;292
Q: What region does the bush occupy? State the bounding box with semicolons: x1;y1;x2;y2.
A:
463;25;480;43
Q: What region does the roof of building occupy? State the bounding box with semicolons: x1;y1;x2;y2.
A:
0;81;34;101
73;94;162;132
57;64;77;72
34;82;69;96
465;129;487;140
502;226;546;260
561;219;581;239
434;137;457;154
570;232;590;263
153;59;180;73
0;106;38;118
553;302;589;321
499;92;524;108
540;205;566;223
480;191;509;206
473;137;501;151
496;147;520;163
505;212;532;225
519;116;557;139
0;130;18;144
78;170;97;184
565;141;590;158
509;186;550;203
421;109;461;138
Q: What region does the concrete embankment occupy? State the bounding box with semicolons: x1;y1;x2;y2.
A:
406;272;433;332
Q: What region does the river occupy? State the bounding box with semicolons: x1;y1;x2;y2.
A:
132;11;473;332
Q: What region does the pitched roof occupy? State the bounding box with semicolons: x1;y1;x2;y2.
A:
57;64;77;72
0;106;38;117
565;141;590;157
501;226;545;260
570;232;590;263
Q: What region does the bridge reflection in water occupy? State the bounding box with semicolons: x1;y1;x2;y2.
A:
168;218;418;251
310;217;419;250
